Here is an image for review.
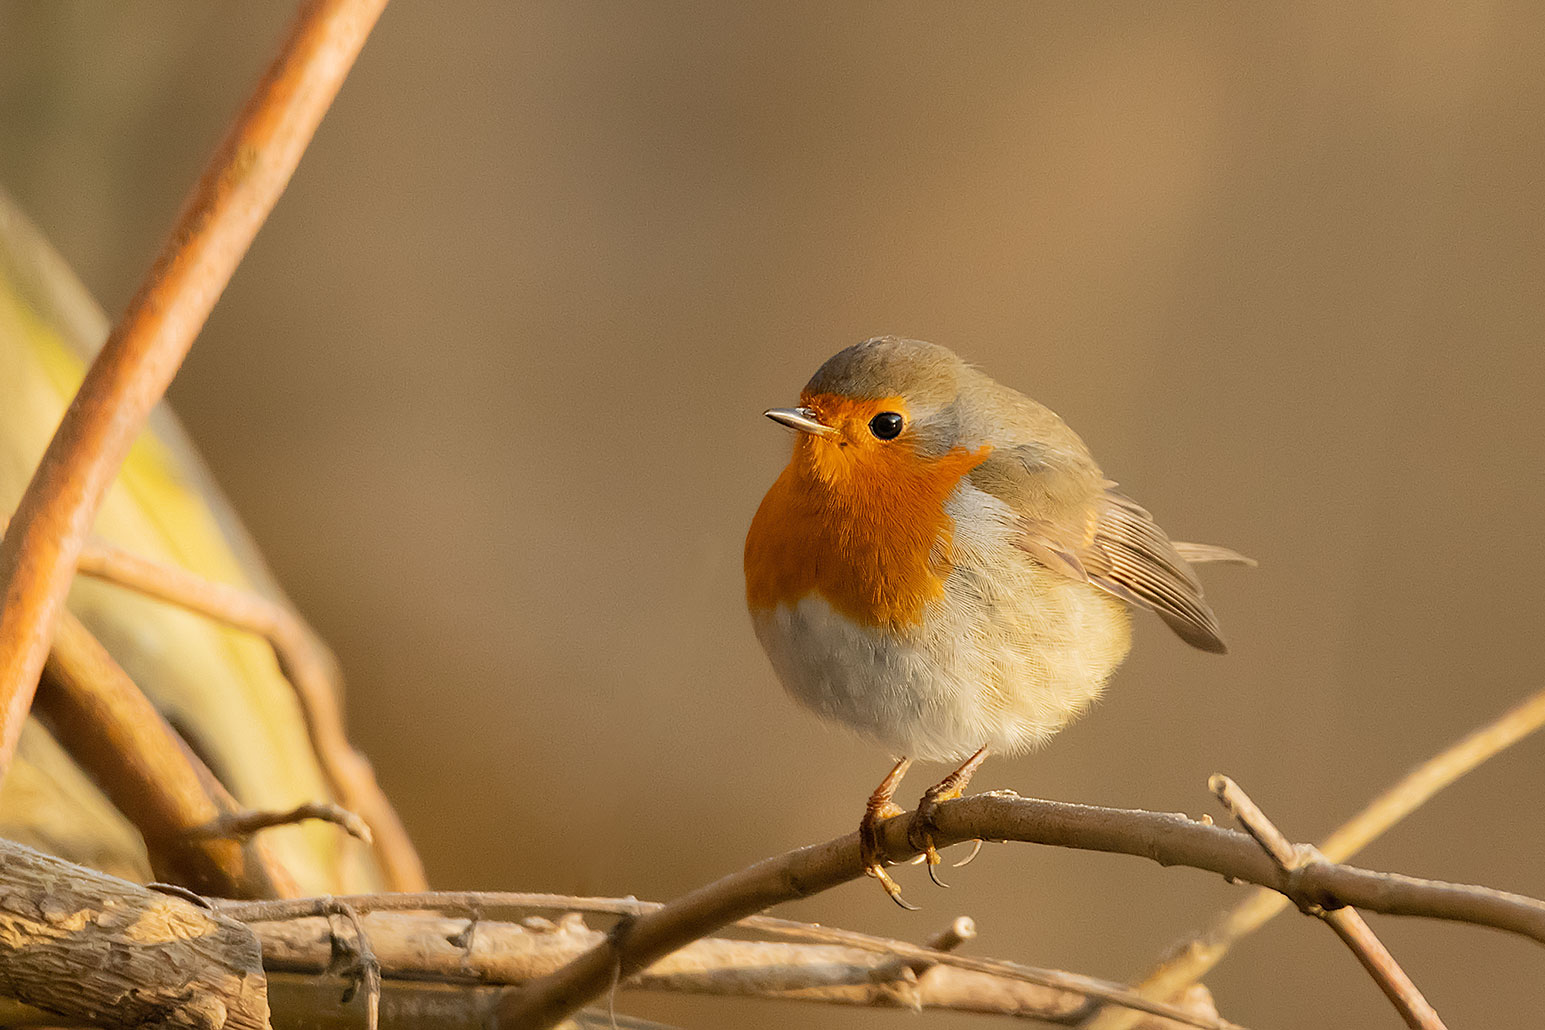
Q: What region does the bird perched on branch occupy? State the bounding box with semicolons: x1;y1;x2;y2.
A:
744;337;1249;906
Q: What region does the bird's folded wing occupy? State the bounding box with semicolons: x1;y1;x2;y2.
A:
969;447;1236;654
1081;489;1230;653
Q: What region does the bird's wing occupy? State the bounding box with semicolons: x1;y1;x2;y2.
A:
968;446;1237;653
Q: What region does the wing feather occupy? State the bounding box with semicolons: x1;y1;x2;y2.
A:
970;448;1243;653
1082;488;1231;653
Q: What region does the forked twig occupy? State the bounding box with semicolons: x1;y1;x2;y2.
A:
38;609;297;898
0;0;388;783
246;910;1090;1020
1210;776;1447;1030
74;536;426;890
478;786;1542;1028
224;894;1219;1027
1089;684;1545;1030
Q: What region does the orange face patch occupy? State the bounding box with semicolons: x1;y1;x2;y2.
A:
745;393;992;629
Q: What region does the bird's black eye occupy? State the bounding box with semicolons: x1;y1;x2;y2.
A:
868;411;905;440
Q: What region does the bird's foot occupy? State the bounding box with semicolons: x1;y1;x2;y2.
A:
907;746;990;887
859;757;918;909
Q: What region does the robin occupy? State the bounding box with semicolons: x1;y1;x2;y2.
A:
744;336;1249;906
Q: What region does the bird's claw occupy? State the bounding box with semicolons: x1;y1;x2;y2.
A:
907;792;952;886
908;745;991;889
860;798;919;909
953;837;985;868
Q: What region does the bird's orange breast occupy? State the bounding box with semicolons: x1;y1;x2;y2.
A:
745;433;992;630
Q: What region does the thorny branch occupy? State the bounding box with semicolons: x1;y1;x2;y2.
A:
0;0;388;782
193;801;373;845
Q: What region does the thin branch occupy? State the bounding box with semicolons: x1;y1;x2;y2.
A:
74;536;427;890
873;914;975;979
37;608;296;898
220;893;1229;1027
192;801;373;845
1211;776;1446;1030
0;0;386;782
493;789;1545;1029
1090;683;1545;1030
323;900;381;1030
251;909;1092;1021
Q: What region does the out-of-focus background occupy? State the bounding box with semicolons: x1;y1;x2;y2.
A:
3;4;1543;1027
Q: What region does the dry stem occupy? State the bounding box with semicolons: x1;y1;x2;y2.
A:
249;909;1089;1021
1090;683;1545;1030
37;609;296;898
74;536;426;890
233;785;1544;1028
1210;776;1446;1030
224;892;1208;1025
193;801;373;845
0;0;387;782
0;839;269;1030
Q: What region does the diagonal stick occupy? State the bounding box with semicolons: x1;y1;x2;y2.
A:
1089;683;1545;1030
0;0;388;784
1211;776;1446;1030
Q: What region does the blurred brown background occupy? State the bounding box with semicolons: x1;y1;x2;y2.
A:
4;3;1544;1027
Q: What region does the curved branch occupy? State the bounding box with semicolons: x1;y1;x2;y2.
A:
495;790;1545;1028
74;536;427;891
38;610;295;898
0;0;387;781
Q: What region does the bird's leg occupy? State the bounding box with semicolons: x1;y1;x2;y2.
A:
858;756;917;909
907;745;990;887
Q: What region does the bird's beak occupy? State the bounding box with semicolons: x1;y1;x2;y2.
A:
764;407;837;437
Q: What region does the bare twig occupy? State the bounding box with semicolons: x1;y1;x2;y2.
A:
447;785;1544;1027
0;0;387;783
1210;776;1447;1030
1091;683;1545;1030
215;795;1545;956
324;900;381;1030
74;536;427;890
251;909;1090;1020
193;801;373;845
875;914;976;979
37;609;295;898
221;893;1225;1026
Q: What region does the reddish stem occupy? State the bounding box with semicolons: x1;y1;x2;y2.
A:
0;0;387;780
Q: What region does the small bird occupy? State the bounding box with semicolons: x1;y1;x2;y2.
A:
744;337;1249;905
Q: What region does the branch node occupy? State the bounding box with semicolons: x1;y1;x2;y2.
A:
322;899;380;1030
1209;775;1448;1030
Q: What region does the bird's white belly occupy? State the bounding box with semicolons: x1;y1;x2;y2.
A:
750;484;1132;762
